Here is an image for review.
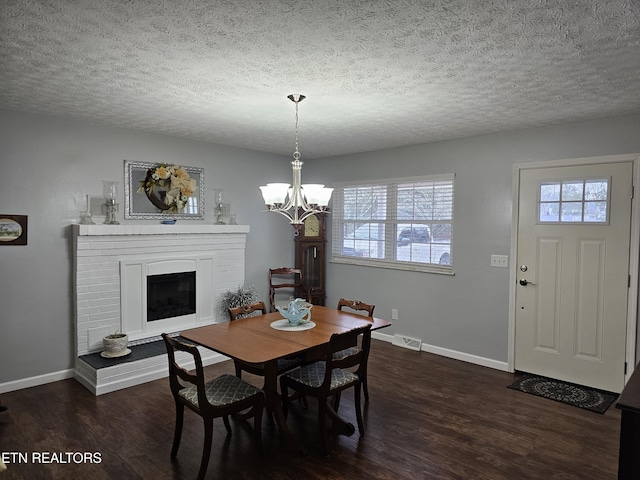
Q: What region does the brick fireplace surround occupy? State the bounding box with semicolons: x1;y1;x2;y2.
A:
72;224;249;395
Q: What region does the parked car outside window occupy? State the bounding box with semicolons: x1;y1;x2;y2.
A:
395;224;450;265
396;226;431;246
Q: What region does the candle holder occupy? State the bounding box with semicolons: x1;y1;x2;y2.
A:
103;180;120;225
79;194;96;224
214;189;226;224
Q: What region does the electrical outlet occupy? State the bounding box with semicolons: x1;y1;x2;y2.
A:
491;254;509;268
391;308;398;320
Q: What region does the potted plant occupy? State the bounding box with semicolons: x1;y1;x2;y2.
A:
102;330;130;358
219;283;258;319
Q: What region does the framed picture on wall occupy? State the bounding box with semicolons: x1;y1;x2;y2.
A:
0;215;28;245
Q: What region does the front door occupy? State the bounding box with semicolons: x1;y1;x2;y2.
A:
515;161;632;393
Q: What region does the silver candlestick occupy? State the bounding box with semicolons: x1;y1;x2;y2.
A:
214;189;226;224
103;180;120;225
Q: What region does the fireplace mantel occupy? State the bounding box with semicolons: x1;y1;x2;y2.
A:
72;223;249;394
73;224;249;236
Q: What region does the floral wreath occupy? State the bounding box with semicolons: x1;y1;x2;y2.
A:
137;164;197;213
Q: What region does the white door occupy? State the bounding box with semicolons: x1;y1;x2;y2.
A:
515;161;632;393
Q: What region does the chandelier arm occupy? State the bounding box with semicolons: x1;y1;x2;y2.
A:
297;209;324;224
264;203;328;224
270;209;296;223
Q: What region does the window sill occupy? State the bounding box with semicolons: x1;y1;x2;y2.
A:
330;256;455;275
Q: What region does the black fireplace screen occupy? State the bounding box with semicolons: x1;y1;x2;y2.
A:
147;272;196;322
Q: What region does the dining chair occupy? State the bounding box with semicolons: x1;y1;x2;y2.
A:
335;298;376;405
162;333;265;480
227;301;303;380
269;267;311;313
280;324;372;455
228;301;268;320
337;298;375;317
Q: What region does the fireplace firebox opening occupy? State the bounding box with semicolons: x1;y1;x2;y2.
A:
147;271;196;322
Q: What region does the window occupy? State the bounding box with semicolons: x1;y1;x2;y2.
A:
184;196;199;215
538;178;609;224
331;174;454;274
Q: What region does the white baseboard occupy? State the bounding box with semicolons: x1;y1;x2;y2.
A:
0;369;75;394
1;350;228;396
2;334;508;394
373;331;509;372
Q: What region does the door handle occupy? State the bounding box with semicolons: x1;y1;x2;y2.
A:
519;279;537;286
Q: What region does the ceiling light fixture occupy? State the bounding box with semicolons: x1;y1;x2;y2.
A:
259;94;333;234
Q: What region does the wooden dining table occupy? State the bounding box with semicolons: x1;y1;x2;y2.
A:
180;305;391;450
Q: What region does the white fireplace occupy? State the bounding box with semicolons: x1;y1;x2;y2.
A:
72;224;249;394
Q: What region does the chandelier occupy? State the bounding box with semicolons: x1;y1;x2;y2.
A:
259;94;333;233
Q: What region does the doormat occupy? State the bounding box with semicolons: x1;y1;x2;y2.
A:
507;374;618;414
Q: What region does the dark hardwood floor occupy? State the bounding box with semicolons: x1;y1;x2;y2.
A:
0;340;621;479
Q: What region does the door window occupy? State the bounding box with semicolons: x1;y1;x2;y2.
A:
538;178;609;224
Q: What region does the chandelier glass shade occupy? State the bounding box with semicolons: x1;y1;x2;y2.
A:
259;95;333;229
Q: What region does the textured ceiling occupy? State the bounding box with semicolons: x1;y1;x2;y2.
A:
1;0;640;158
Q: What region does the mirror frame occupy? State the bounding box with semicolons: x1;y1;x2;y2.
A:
124;160;205;220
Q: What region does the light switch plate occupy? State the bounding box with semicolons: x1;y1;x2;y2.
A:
491;255;509;268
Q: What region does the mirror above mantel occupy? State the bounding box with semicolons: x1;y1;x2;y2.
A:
124;160;205;220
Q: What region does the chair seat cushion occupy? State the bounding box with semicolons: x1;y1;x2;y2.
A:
178;374;262;408
284;361;358;390
277;357;304;372
332;347;360;360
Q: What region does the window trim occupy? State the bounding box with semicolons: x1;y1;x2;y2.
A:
330;174;455;275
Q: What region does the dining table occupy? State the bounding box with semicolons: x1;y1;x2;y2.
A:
180;304;391;451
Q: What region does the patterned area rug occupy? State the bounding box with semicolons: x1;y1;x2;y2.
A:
508;374;618;414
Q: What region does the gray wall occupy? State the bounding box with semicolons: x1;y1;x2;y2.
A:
0;110;295;385
1;109;639;387
306;114;640;364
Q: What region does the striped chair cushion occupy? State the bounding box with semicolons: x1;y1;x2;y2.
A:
284;361;359;390
178;374;262;408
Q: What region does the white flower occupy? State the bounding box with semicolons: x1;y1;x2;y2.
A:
139;163;197;213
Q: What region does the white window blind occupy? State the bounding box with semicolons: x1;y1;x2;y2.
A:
331;174;454;274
